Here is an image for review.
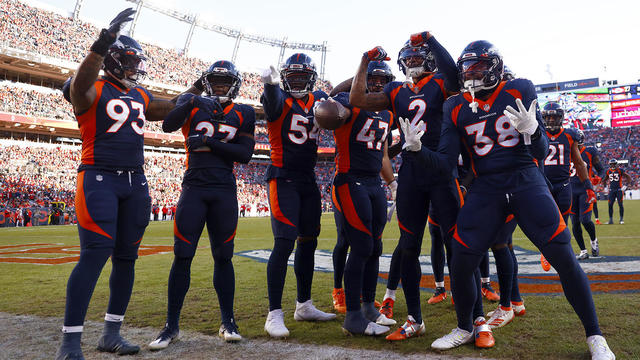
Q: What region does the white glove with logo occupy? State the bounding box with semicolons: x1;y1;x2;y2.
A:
388;180;398;201
399;117;424;152
261;65;280;85
504;98;539;136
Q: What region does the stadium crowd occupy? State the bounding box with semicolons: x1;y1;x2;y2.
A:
0;0;332;103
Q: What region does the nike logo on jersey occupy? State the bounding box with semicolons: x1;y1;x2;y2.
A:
141;182;147;186
356;182;362;186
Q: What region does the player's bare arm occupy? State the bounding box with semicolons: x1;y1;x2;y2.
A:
571;141;590;183
380;141;395;185
349;52;390;111
330;77;353;96
70;53;102;114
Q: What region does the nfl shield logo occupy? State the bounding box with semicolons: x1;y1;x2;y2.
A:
483;104;490;112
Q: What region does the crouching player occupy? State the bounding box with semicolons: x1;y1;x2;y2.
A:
411;41;614;359
149;60;255;349
316;60;397;335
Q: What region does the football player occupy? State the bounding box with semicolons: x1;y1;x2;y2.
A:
602;159;631;224
56;8;186;360
329;61;397;317
349;31;460;341
570;130;605;259
261;53;336;338
317;60;397;335
542;101;596;226
148;60;255;350
410;40;615;359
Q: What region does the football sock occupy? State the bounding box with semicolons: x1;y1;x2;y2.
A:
592;201;599;218
510;246;522;302
542;241;601;337
362;251;380;303
107;258;136;316
102;318;123;338
332;239;348;289
63;247;111;326
343;248;367;311
361;301;379;322
572;215;587;250
294;237;317;303
451;249;483;332
386;244;402;290
267;237;294;311
435;281;445;288
472;269;484;321
429;223;446;283
343;310;370;334
167;256;193;330
493;246;513;308
480;252;490;279
583;220;597;241
608;202;614;219
400;247;422;324
213;257;235;325
383;288;396;301
619;202;624;219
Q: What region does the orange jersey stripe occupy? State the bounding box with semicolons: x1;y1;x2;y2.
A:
77;80;106;165
336;184;371;236
268;180;294;226
173;220;191;244
75;171;112;239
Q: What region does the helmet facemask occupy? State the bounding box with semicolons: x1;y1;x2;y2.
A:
202;71;241;103
398;46;436;80
281;68;316;98
542;110;564;134
105;49;147;89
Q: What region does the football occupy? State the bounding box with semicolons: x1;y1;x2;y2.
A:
314;100;345;130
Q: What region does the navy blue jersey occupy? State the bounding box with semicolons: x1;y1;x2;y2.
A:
333;92;393;176
383;74;447;151
181;102;255;186
417;79;549;193
570;146;598;189
77;78;153;172
544;128;577;184
605;168;627;191
261;84;328;180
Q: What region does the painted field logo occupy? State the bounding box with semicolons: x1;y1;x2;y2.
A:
0;243;173;265
238;246;640;295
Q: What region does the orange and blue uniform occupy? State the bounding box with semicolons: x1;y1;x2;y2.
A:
66;78;153;328
570;146;602;251
605;167;627;220
544;127;579;222
261;83;328;310
417;78;603;338
332;92;391;312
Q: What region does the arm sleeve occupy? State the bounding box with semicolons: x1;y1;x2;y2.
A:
426;36;459;93
261;84;286;122
415;100;460;176
162;93;194;133
206;136;255;164
239;105;256;136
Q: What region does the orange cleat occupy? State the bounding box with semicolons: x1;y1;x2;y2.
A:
540;254;551;272
427;287;447;304
374;299;381;308
379;298;394;319
473;317;495;348
332;288;346;314
595;219;601;225
511;301;526;316
481;283;500;302
385;316;425;341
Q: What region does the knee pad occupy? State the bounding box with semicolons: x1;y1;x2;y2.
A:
212;242;234;264
491;243;507;251
296;236;318;246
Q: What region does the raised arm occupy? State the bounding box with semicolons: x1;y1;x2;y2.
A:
349;48;391;111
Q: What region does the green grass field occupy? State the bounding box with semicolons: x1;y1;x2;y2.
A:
1;200;639;359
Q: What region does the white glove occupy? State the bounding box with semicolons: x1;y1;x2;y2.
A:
504;98;539;136
261;65;280;85
622;185;627;192
388;180;398;201
386;202;396;223
399;117;424;152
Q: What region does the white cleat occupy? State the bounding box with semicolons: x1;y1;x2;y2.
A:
219;323;242;343
487;305;514;328
294;300;336;321
374;313;396;326
587;335;615;360
342;322;390;336
264;309;290;338
431;327;474;350
577;250;590;260
591;239;600;257
149;325;178;351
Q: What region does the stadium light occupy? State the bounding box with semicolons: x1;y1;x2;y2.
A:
124;0;328;79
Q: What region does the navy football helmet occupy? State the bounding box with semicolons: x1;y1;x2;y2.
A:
503;65;515;81
280;53;317;98
541;102;565;134
457;40;503;95
103;35;147;89
609;159;618;168
367;61;395;93
397;40;436;78
576;129;585;145
202;60;242;102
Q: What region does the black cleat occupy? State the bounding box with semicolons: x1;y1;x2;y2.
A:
97;335;140;355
